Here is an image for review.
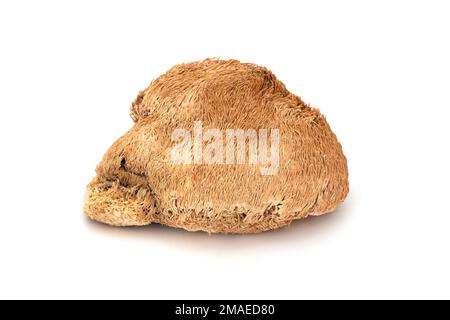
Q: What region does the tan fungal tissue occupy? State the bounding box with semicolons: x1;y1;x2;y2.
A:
84;59;349;233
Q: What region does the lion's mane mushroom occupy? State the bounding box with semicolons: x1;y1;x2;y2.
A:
84;59;349;233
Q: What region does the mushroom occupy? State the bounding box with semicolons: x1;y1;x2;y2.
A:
84;59;349;233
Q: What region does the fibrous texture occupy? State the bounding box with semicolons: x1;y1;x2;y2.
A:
84;59;349;233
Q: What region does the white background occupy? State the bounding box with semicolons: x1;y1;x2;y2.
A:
0;0;449;299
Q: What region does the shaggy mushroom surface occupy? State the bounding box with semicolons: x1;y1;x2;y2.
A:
85;59;349;233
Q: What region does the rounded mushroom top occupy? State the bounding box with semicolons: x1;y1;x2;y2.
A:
130;59;310;127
